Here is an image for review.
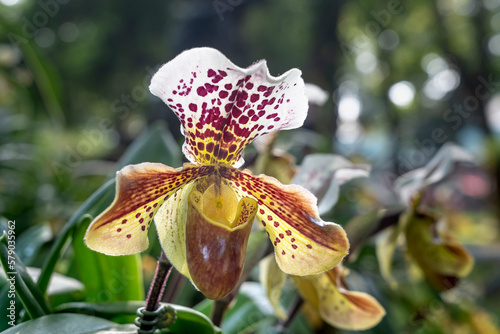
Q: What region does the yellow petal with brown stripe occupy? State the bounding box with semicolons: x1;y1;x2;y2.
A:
85;162;209;256
220;165;349;276
293;266;386;331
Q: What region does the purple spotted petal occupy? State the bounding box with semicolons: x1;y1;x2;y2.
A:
149;47;308;168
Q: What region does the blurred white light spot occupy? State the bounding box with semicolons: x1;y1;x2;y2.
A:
421;53;448;75
388;81;415;107
378;30;399;50
58;22;79;43
488;34;500;56
455;0;476;16
304;83;329;106
423;69;460;100
355;51;377;74
34;28;55;48
486;94;500;133
338;95;361;122
337;121;362;144
0;0;20;6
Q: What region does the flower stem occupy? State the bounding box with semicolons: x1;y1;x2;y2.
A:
210;298;229;327
139;251;172;332
278;296;304;330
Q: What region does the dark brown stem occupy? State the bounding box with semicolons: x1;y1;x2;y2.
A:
277;296;304;330
139;252;172;332
210;298;229;327
161;269;186;303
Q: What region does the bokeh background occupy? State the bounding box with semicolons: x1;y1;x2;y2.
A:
1;0;500;333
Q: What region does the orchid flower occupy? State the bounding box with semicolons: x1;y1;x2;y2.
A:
378;143;475;290
84;48;349;300
260;154;385;330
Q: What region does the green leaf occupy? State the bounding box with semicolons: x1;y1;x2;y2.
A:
55;301;221;334
0;231;50;320
1;313;117;334
37;178;116;295
115;121;182;170
14;224;52;266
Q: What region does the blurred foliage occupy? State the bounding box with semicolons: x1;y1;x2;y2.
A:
1;0;500;333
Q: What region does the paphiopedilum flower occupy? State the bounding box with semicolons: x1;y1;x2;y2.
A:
260;154;385;330
378;143;475;290
84;48;349;299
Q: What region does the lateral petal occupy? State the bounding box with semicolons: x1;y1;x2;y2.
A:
220;166;349;276
293;266;386;331
84;163;209;256
149;47;308;167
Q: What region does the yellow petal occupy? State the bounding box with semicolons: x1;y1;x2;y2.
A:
185;181;257;299
259;254;288;320
154;179;198;279
85;163;208;256
293;267;386;331
220;166;349;276
404;211;474;290
375;225;401;289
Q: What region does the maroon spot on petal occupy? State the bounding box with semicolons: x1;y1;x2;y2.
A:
279;233;284;239
225;83;232;90
153;203;158;208
135;213;141;218
117;228;122;232
239;115;249;124
126;234;132;239
291;238;296;242
229;144;237;153
267;215;273;221
207;69;216;77
292;255;295;259
307;244;312;249
219;90;228;98
282;250;286;255
139;218;144;224
223;131;234;143
257;85;267;92
122;219;127;224
274;221;279;227
292;244;298;249
246;82;254;90
206;142;214;153
286;230;292;236
197;142;205;150
142;225;146;231
189;103;197;112
197;86;207;97
250;94;260;103
262;221;266;227
259;209;265;214
260;194;267;199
